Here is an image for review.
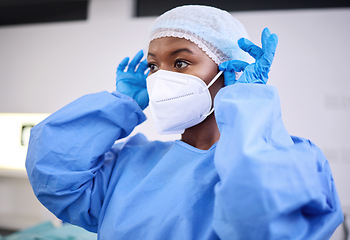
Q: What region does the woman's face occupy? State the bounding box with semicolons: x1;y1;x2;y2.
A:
147;37;224;100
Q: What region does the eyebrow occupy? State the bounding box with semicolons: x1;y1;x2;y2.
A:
147;48;194;57
170;48;194;56
148;52;156;57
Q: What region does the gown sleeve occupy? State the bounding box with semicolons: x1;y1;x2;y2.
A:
212;83;343;239
25;91;146;233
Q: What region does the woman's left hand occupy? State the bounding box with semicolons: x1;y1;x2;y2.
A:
219;27;278;85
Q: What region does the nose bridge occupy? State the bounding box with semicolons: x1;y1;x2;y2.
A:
159;63;173;72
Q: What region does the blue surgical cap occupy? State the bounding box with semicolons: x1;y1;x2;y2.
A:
148;5;252;65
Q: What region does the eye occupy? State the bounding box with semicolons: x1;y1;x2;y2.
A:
174;59;189;69
148;63;159;72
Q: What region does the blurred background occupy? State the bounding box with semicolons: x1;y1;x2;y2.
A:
0;0;349;239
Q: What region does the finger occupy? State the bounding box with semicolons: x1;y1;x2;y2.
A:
136;59;148;74
258;34;278;68
224;75;236;86
265;33;278;55
128;50;144;72
261;27;271;51
219;61;230;71
219;60;249;72
256;34;278;71
230;60;249;72
117;57;130;73
238;38;263;60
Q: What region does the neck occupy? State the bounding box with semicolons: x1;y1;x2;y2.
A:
180;113;220;150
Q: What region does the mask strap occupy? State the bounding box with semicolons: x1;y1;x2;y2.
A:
204;71;223;117
205;107;215;117
207;70;223;89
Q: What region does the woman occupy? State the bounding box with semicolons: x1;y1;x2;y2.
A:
26;5;343;239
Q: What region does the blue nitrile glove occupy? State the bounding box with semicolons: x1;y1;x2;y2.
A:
116;50;149;110
219;28;278;85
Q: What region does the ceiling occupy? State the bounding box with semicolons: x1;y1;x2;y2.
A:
0;0;89;26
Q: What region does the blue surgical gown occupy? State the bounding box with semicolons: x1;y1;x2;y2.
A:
26;83;343;239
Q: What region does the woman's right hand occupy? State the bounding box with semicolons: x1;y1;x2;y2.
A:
116;50;149;110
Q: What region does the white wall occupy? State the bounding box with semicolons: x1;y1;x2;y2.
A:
0;0;349;236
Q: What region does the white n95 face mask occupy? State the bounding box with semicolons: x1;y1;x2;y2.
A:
146;69;223;135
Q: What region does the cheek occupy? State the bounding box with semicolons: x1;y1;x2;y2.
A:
193;61;219;84
195;62;224;101
200;62;220;86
